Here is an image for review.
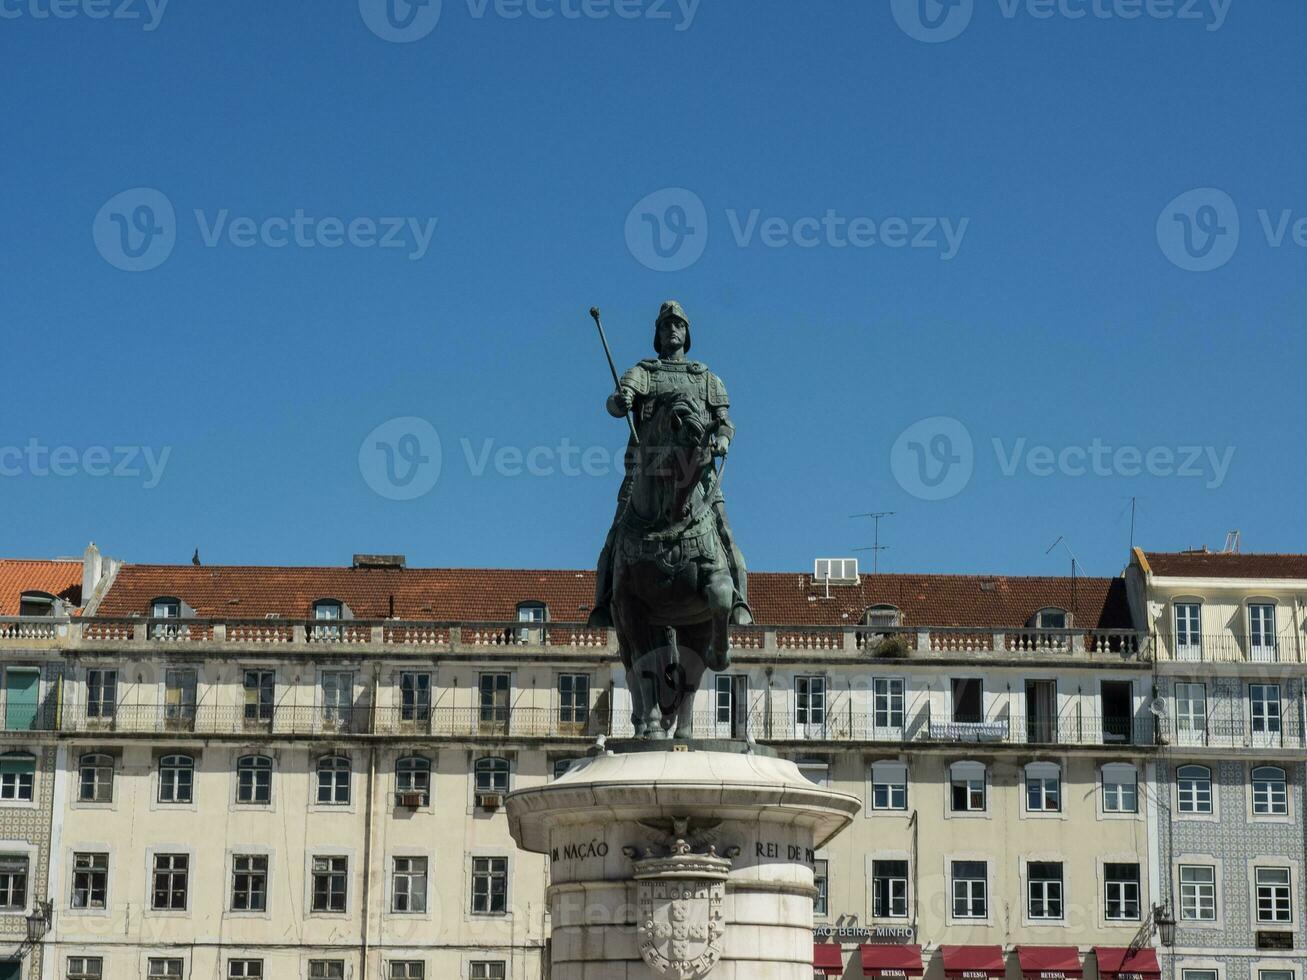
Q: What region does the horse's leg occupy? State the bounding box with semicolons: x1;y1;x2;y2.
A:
611;591;647;739
703;567;735;672
671;623;711;739
614;590;664;739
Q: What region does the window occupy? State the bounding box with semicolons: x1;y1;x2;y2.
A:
1105;863;1140;920
1025;763;1061;812
389;965;424;980
1182;972;1217;980
308;963;345;980
1250;683;1282;739
228;961;262;979
77;753;113;803
471;856;507;914
236;755;272;804
795;676;825;726
1174;602;1202;654
0;753;35;801
813;859;828;916
0;855;27;911
18;590;58;616
1255;866;1292;923
715;674;733;724
951;678;983;724
873;677;905;731
552;757;577;780
797;758;830;786
1174;682;1207;742
559;673;589;727
231;854;268;912
67;957;104;980
469;965;504;980
1027;861;1064;919
164;668;197;726
873;859;908;918
951;860;987;918
1249;602;1277;655
311;856;348;913
1102;764;1138;813
1253;766;1288;815
1036;607;1068;630
864;604;902;629
516;601;547;642
311;600;343;641
396;755;431;806
86;669;117;719
950;762;986;812
152;853;189;910
71;852;108;909
400;672;431;722
871;761;907;810
147;961;184;979
392;857;428;913
152;598;181;619
317;755;351;805
321;670;354;726
1177;765;1213;814
158;754;194;803
475;757;510;795
479;673;510;727
1179;864;1216;920
243;670;274;723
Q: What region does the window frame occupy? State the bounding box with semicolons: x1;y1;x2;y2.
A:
235;754;273;805
1025;762;1062;814
1254;866;1293;924
1252;766;1289;816
230;853;269;913
1179;863;1217;921
391;855;429;914
1177;764;1214;815
316;754;351;806
1101;763;1139;814
1026;860;1065;920
951;859;988;919
470;855;508;915
395;754;432;806
151;852;190;912
1104;862;1141;921
310;855;349;914
949;761;986;813
70;851;108;910
871;761;908;811
872;859;909;918
157;753;195;804
78;753;114;804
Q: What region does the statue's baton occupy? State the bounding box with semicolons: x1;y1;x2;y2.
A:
589;306;639;445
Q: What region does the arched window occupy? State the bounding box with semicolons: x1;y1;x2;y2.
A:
1033;608;1069;630
863;604;902;629
158;754;194;803
475;756;510;795
949;761;986;812
1177;764;1212;814
1101;763;1138;813
515;601;548;643
395;754;431;806
18;591;58;617
1252;766;1287;815
316;755;351;806
236;754;273;804
78;753;114;803
1024;761;1062;812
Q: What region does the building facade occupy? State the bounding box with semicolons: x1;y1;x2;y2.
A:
0;546;1297;978
1127;549;1307;980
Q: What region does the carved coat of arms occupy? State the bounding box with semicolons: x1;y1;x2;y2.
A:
624;818;738;980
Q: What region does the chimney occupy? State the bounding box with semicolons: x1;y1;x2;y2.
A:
352;554;406;570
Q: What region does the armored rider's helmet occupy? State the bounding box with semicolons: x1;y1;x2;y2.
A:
653;300;691;355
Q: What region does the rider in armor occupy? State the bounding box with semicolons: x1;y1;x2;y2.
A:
587;300;751;628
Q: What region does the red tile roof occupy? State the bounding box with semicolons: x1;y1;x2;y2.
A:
0;560;83;616
1143;550;1307;580
93;564;1133;629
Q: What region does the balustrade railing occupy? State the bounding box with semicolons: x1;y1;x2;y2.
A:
1154;632;1302;663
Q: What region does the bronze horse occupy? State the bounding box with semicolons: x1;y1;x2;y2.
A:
610;390;735;739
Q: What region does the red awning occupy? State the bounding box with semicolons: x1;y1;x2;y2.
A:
815;943;845;975
942;945;1007;979
1095;947;1161;980
1017;947;1084;980
862;944;924;977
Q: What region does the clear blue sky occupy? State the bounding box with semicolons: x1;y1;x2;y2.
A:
2;0;1302;578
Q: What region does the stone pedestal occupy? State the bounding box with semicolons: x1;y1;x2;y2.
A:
506;742;861;979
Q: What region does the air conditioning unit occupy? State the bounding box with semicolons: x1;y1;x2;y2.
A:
814;558;859;586
396;792;425;808
477;792;503;810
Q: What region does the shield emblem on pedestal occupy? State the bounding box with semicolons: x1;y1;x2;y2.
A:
636;877;726;979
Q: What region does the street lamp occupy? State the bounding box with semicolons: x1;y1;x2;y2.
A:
1153;903;1176;948
25;900;52;944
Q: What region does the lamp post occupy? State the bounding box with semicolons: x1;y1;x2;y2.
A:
1153;903;1177;948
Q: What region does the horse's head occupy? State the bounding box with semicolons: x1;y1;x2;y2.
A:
631;391;716;526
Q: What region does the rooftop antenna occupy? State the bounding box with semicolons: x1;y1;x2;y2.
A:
1222;530;1241;554
1045;536;1080;624
851;512;894;575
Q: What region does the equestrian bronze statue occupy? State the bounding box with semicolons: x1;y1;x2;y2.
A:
587;301;750;739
